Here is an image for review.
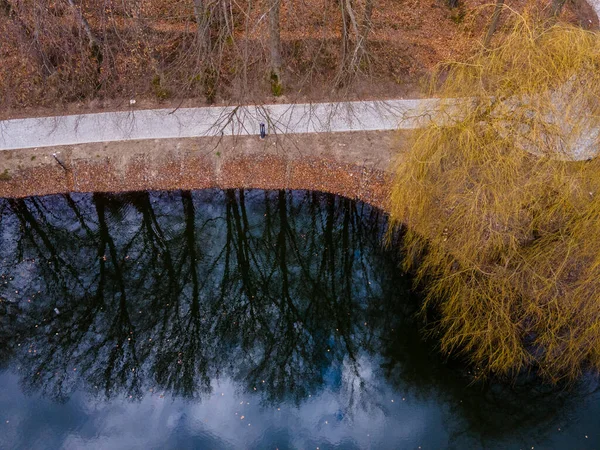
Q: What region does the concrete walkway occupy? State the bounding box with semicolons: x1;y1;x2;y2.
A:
0;99;438;151
590;0;600;20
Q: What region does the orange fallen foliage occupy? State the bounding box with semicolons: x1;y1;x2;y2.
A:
0;0;594;118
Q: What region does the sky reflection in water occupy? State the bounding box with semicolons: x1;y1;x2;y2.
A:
0;189;599;450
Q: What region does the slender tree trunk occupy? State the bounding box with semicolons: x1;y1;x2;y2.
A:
359;0;373;60
192;0;234;101
193;0;211;54
339;0;351;71
65;0;103;79
337;0;373;85
345;0;360;39
193;0;215;102
269;0;283;96
66;0;101;53
484;0;505;48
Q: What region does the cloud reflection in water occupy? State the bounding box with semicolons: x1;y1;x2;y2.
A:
0;189;598;449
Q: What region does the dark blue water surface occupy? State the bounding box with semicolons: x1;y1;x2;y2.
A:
0;189;599;450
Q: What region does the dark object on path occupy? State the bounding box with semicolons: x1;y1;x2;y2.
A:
260;123;266;139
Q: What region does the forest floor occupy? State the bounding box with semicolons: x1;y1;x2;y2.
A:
0;0;597;120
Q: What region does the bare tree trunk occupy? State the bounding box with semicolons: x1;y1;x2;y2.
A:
191;0;234;102
340;0;352;70
484;0;505;48
65;0;103;79
551;0;567;17
269;0;283;96
360;0;373;57
337;0;373;86
345;0;360;38
193;0;211;55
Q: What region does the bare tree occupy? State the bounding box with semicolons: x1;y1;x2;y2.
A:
337;0;374;85
269;0;283;95
484;0;505;48
65;0;103;84
193;0;212;55
190;0;234;102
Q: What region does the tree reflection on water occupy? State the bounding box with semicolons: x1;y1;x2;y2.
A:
0;189;597;447
0;190;398;403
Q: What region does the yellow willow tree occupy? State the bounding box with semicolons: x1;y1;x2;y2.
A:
389;13;600;382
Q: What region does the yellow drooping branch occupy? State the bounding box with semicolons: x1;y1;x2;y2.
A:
389;13;600;382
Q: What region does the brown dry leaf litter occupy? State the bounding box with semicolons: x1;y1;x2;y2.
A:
0;0;595;119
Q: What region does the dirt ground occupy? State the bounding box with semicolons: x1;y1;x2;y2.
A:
1;0;596;120
0;130;413;209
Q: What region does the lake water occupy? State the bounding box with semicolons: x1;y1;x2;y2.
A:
0;189;598;449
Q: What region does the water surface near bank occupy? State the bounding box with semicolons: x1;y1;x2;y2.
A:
0;189;598;449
